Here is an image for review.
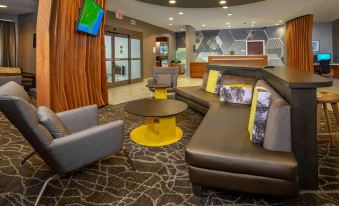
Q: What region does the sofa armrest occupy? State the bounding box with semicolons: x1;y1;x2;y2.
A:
57;105;99;133
47;120;124;173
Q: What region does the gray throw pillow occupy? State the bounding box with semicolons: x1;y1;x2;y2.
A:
37;106;70;138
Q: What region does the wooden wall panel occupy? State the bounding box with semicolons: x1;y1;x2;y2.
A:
190;62;208;78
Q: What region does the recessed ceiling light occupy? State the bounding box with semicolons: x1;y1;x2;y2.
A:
219;1;227;5
251;24;255;27
279;20;283;23
227;13;233;16
178;12;184;15
222;6;228;9
226;22;230;25
228;25;232;28
251;21;255;24
276;23;280;26
0;5;7;8
169;17;174;21
169;23;173;26
202;24;206;27
169;0;176;4
180;28;185;31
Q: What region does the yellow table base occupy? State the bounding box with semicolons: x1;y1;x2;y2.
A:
154;88;168;99
130;116;183;146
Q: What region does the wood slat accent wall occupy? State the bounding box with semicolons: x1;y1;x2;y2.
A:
286;15;314;72
208;55;268;67
36;0;108;112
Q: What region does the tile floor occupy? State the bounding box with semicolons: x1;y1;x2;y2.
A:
108;76;339;105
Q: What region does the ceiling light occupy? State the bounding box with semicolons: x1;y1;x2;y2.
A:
251;24;255;27
169;23;173;26
222;6;228;9
276;23;280;26
228;25;232;28
169;17;174;21
219;1;227;5
227;13;233;16
279;20;283;23
169;0;176;4
251;21;255;24
226;22;230;25
0;5;7;8
202;24;206;27
178;12;184;15
180;28;185;31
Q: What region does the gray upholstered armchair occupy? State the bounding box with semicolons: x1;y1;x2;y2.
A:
0;81;130;205
148;66;179;99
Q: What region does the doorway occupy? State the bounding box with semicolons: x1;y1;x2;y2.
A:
105;32;143;87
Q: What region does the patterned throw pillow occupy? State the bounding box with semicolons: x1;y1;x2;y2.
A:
220;84;253;105
248;87;271;144
206;70;222;94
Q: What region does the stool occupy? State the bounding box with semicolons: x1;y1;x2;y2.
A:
317;91;339;146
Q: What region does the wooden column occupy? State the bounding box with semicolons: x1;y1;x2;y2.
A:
36;0;52;107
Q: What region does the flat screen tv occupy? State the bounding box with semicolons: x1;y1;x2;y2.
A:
317;53;331;62
76;0;104;36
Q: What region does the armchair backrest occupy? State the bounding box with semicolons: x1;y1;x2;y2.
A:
0;81;56;169
319;60;331;74
152;66;179;88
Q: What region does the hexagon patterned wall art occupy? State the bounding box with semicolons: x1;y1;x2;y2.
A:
176;25;285;66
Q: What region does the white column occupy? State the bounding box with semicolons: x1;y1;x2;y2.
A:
185;25;196;77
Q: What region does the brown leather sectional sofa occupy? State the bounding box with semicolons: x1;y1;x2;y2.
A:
174;66;300;198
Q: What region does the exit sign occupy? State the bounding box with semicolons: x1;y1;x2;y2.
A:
116;12;124;20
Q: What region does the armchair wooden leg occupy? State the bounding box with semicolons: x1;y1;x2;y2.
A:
123;149;136;171
21;151;36;166
192;184;203;196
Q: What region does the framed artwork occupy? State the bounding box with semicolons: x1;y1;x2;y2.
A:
312;41;320;52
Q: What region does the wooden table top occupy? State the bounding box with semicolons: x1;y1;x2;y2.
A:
124;99;187;117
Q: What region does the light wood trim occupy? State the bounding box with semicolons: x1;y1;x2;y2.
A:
36;0;52;107
208;55;268;67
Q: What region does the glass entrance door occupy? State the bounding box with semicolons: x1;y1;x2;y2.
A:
105;33;142;87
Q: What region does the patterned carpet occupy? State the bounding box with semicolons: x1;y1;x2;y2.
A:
0;103;338;206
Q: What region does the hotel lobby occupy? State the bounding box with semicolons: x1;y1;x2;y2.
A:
0;0;339;205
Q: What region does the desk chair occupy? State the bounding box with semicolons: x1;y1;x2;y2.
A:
318;60;331;76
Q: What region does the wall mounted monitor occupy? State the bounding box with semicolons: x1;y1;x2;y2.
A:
317;53;331;62
76;0;104;36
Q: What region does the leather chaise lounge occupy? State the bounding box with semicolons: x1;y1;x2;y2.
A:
175;68;299;198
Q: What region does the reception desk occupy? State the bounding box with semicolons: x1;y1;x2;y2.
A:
190;55;268;78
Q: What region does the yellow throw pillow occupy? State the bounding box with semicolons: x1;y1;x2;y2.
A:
248;87;271;144
220;84;253;105
206;70;221;94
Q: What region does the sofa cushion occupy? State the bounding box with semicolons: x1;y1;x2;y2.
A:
220;84;253;105
185;102;298;181
174;86;219;108
248;87;271;144
0;81;30;102
206;70;221;94
37;106;70;138
256;80;292;152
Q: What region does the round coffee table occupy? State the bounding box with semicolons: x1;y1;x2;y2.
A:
124;99;188;146
146;83;170;99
